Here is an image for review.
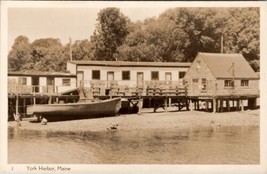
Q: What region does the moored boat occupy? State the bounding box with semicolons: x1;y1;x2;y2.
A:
27;98;121;122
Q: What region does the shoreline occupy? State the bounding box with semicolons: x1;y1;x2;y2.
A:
8;109;259;133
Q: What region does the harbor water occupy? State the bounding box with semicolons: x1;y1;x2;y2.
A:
8;126;259;164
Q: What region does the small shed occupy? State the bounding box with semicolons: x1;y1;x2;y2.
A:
184;52;259;112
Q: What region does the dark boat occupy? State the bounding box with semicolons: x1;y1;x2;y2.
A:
26;98;121;122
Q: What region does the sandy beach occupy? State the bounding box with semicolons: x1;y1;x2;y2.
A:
8;108;260;132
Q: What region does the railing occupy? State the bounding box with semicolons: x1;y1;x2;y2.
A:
8;80;188;97
8;85;65;95
79;80;188;97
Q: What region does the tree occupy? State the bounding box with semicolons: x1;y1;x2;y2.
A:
93;8;130;61
173;8;229;62
31;38;65;71
71;39;92;60
8;36;32;71
223;8;259;62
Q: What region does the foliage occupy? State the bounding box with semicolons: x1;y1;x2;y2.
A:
8;36;32;71
92;8;130;61
8;7;260;72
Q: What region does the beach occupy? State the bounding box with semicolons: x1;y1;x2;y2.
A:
8;108;260;132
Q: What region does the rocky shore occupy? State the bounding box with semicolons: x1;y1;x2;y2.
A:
8;109;259;132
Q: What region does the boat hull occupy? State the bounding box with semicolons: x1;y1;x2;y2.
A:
27;98;121;121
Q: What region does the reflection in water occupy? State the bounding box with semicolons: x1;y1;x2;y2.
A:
8;126;259;164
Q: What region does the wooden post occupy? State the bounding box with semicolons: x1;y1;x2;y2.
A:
15;94;19;115
149;97;151;108
194;101;196;110
216;99;219;112
226;99;230;112
197;100;200;110
205;100;209;112
186;99;189;111
240;99;244;112
236;99;240;111
220;99;224;112
138;98;143;115
190;99;193;111
23;98;26;115
33;93;36;105
168;98;172;107
164;97;168;112
212;97;217;113
48;96;52;104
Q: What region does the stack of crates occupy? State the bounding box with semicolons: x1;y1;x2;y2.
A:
146;81;154;96
109;81;118;96
159;81;168;96
91;80;105;96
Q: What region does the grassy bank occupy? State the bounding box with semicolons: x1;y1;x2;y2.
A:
8;109;259;132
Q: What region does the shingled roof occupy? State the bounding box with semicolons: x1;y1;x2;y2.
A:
198;52;258;79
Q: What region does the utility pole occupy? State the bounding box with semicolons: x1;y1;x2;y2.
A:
221;33;224;53
69;37;72;61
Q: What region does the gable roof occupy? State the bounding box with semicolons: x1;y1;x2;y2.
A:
198;52;258;79
68;60;191;68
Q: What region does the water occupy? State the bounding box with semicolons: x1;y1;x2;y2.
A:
8;126;259;164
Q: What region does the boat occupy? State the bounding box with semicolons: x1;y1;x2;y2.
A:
26;97;121;122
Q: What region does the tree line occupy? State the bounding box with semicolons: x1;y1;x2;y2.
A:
8;7;260;72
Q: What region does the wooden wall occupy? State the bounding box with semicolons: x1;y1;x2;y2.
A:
215;79;259;96
184;56;216;96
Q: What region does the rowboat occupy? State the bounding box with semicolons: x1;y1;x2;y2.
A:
27;98;121;122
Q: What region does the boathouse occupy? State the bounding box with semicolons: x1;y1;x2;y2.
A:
183;52;259;112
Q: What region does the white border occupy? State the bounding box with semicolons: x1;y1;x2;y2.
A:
1;1;267;174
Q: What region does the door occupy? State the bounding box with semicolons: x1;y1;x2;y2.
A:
32;77;39;93
137;72;144;87
192;79;199;95
165;72;172;85
107;71;114;88
77;71;84;87
47;77;55;93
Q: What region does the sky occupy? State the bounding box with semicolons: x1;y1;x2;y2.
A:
8;7;168;50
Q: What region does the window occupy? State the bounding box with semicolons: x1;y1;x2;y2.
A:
62;78;71;86
21;78;27;85
201;78;207;90
224;80;234;87
122;71;130;80
92;70;100;80
179;71;186;79
151;71;159;80
241;80;249;87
